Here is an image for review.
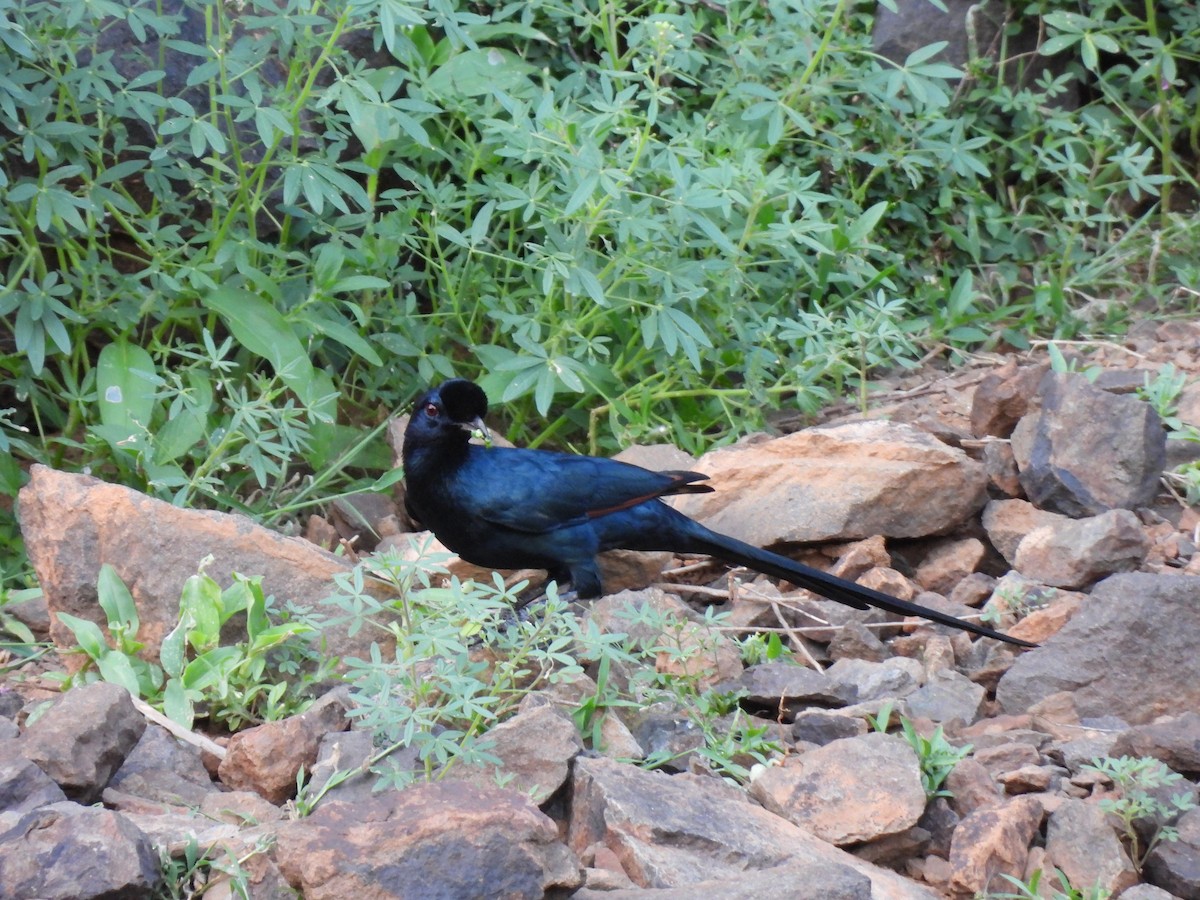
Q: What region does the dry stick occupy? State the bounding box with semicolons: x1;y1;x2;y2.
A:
770;599;824;673
129;694;227;760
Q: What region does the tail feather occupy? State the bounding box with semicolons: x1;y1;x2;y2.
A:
688;526;1036;649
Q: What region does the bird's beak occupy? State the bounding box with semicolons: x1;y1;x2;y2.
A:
465;416;493;448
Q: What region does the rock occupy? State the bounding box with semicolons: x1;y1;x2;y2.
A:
588;588;742;689
973;743;1041;778
448;703;582;804
748;733;926;846
1144;806;1200;899
981;500;1066;566
1003;590;1085;645
0;801;161;898
199;789;284;825
947;795;1044;896
825;656;924;705
305;729;376;806
218;691;350;803
1110;712;1200;776
569;756;938;897
0;745;68;817
997;574;1200;724
904;669;985;725
275;782;581;899
673;421;988;546
997;765;1056;794
1120;886;1184;900
732;662;843;711
19;681;145;803
18;465;393;665
969;361;1048;439
791;710;868;746
570;862;873;899
106;724;214;808
914;538;986;595
1011;371;1166;516
827;621;890;662
1045;798;1139;895
944;758;1002;817
1011;508;1150;588
621;702;706;771
327;491;398;553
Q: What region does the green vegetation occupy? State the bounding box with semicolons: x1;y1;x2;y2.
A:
57;562;330;730
985;868;1111;900
872;700;971;798
1083;754;1198;870
2;0;1198;587
317;540;778;789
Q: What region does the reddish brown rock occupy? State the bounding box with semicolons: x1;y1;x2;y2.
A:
748;733;926;846
673;421;988;547
1045;798;1138;895
914;538;986;595
947;796;1044;896
276;782;581;899
19;465;395;665
218;693;349;804
569;756;937;898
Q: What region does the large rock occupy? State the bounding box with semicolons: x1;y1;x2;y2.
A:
1044;799;1138;896
275;782;581;899
997;574;1200;723
1011;372;1166;516
18;465;393;665
569;756;938;898
673;422;988;547
1010;508;1150;588
748;733;926;846
0;801;161;898
947;796;1044;896
447;702;582;804
218;691;350;804
19;681;145;803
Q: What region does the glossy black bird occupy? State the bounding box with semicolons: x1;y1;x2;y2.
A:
402;379;1034;647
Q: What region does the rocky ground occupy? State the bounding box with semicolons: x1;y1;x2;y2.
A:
3;319;1200;899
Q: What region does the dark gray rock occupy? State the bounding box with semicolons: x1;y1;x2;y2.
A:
1011;372;1166;516
0;742;68;817
107;724;214;807
791;710;868;746
0;801;161;899
19;681;145;803
1111;712;1200;777
997;574;1200;724
1144;806;1200;899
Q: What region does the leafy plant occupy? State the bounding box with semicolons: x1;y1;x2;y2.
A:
2;0;1198;586
873;700;971;798
156;833;273;900
1082;754;1198;870
58;563;329;730
985;867;1111;900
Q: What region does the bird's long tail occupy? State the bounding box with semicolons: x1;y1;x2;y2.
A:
681;520;1036;648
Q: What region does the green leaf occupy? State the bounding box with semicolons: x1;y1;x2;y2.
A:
96;340;158;442
202;287;323;409
97;652;142;696
162;678;194;730
180;573;224;652
56;612;108;661
97;564;139;635
183;646;242;692
160;617;189;680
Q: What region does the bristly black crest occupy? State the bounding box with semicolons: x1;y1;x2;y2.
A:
438;379;489;422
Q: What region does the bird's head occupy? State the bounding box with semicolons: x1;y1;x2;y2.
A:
405;379;492;448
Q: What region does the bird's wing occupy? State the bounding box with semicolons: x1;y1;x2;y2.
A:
465;447;710;534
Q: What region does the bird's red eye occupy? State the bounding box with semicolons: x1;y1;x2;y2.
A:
424;403;440;418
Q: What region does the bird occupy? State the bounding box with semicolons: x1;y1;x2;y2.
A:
402;378;1035;648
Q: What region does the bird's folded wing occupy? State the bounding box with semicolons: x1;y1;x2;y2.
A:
467;448;708;534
